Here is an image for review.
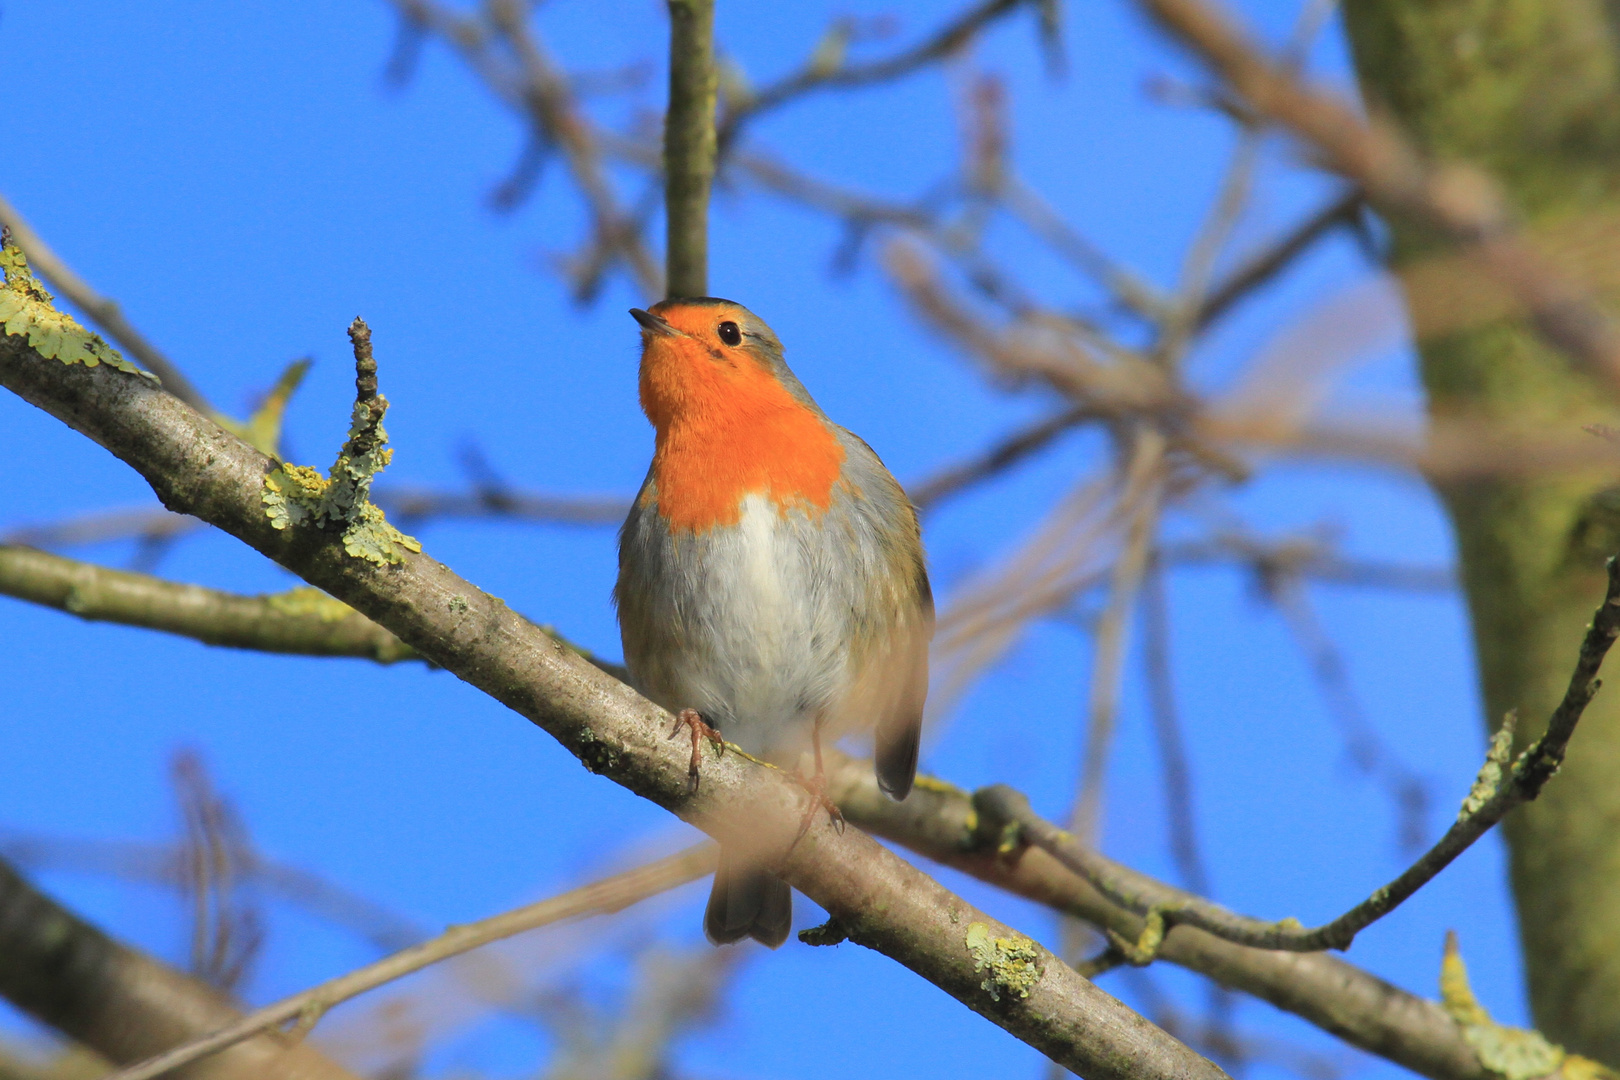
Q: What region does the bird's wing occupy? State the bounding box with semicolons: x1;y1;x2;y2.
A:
829;428;934;800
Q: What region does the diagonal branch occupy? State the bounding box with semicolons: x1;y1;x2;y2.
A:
972;551;1620;953
1194;188;1363;331
388;0;662;300
1133;0;1620;396
718;0;1035;149
908;405;1098;511
0;317;1224;1080
102;845;718;1080
0;194;214;416
0;855;360;1080
825;754;1490;1080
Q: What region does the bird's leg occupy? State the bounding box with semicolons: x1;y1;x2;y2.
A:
791;718;845;847
670;708;724;793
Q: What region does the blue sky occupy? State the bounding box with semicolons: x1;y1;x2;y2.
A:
1;2;1520;1078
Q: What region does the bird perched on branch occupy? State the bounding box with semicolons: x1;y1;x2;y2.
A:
616;298;933;948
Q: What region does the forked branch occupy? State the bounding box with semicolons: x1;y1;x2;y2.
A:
976;554;1620;953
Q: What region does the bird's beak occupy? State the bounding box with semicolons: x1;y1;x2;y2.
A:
629;308;683;338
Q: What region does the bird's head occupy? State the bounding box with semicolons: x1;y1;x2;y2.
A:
631;299;815;433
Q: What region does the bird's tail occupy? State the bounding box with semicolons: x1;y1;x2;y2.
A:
704;846;791;948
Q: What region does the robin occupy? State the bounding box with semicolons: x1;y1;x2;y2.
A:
615;298;933;948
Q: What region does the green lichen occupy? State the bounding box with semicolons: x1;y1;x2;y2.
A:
964;922;1042;1003
798;918;849;947
1460;714;1518;821
0;244;153;380
261;394;421;566
1108;909;1168;965
1442;933;1581;1080
265;587;356;622
576;730;622;776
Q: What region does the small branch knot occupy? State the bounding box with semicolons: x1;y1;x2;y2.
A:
347;317;378;407
971;784;1031;856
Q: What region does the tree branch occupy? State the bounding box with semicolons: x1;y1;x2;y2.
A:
388;0;662;300
102;846;718;1080
0;194;213;416
0;545;420;663
824;754;1490;1080
665;0;717;298
1132;0;1620;397
717;0;1034;149
0;855;360;1080
971;550;1620;953
0;318;1224;1080
1194;188;1363;331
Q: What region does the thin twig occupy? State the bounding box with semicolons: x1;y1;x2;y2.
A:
1195;189;1363;330
665;0;718;298
0;828;428;954
1139;565;1244;1065
1159;129;1264;360
824;751;1489;1080
717;0;1034;149
374;486;631;527
1141;563;1210;896
2;506;201;549
0;193;213;415
101;846;718;1080
389;0;661;299
975;552;1620;952
909;405;1098;510
1072;430;1167;844
1272;580;1429;851
1134;0;1620;396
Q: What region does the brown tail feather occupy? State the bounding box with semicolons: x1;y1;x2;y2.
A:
704;848;792;948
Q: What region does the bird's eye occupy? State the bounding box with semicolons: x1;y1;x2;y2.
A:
717;321;742;346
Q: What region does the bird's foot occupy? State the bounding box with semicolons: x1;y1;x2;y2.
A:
789;768;845;849
670;709;724;793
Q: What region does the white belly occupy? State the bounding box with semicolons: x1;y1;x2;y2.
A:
619;493;856;759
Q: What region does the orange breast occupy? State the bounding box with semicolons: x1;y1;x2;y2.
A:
641;340;845;534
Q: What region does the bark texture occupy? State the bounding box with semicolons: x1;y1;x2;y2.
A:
1342;0;1620;1060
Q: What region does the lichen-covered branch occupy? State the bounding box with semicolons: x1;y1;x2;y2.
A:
0;193;213;416
0;855;360;1080
102;846;717;1080
664;0;717;298
973;552;1619;955
0;311;1224;1080
823;754;1490;1080
0;544;420;663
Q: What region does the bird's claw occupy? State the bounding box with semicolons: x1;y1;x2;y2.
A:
789;768;845;849
670;708;723;793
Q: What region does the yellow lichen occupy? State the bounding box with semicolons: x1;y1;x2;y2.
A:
912;773;969;796
964;922;1042;1003
264;587;356;622
261;383;420;567
1442;934;1581;1080
0;244;154;380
